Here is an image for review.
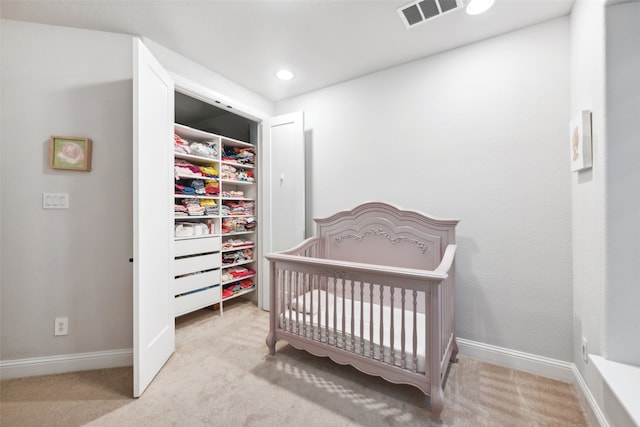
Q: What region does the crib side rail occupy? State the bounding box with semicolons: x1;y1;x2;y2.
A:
266;252;449;288
434;244;457;276
272;236;320;257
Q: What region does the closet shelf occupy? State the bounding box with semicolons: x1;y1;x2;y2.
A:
221;244;254;252
222;274;256;286
175;123;219;141
221;197;253;201
175;215;218;220
222;259;254;269
174;194;219;199
175;152;219;164
222;286;256;301
221;160;254;169
221;136;254;149
220;178;254;185
175;234;218;241
175;174;219;181
222;230;255;237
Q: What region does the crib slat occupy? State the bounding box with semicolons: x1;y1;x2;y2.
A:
316;274;322;342
401;288;406;369
379;285;384;362
306;273;312;338
284;270;295;332
359;282;365;356
333;277;338;345
350;281;355;351
341;278;346;349
294;271;301;335
413;290;418;372
299;272;306;336
325;278;330;344
390;286;395;366
369;284;374;359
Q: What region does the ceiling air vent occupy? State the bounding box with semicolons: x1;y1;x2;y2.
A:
398;0;462;28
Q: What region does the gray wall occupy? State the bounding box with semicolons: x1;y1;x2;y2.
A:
1;20;134;359
276;18;574;361
0;19;274;364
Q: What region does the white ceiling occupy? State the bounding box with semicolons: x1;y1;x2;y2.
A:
0;0;575;101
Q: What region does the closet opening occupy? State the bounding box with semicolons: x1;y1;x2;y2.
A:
172;89;260;318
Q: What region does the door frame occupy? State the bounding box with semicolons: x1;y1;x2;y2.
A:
259;112;305;310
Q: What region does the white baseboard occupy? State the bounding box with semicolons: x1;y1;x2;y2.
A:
457;337;575;382
0;348;133;380
457;338;608;427
572;362;610;427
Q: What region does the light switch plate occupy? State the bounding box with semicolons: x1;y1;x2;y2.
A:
43;193;69;209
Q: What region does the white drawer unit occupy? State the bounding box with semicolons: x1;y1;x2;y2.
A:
175;269;221;296
175;236;221;257
173;235;222;318
174;253;220;276
174;285;222;317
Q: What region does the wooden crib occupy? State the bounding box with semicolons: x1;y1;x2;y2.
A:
265;202;459;423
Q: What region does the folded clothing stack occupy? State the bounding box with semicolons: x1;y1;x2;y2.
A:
174;222;209;237
174;133;219;159
222;279;254;298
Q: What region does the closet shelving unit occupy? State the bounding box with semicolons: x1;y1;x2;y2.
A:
173;123;257;317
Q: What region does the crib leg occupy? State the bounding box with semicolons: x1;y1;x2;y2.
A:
450;337;459;363
266;331;276;355
429;384;445;424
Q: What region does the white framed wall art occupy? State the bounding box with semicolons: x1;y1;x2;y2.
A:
570;110;592;172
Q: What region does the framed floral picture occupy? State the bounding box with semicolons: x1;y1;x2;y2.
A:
49;136;92;171
569;111;592;172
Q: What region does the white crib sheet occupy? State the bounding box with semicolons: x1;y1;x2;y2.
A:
282;290;427;373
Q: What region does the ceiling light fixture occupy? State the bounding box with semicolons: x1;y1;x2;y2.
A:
466;0;495;15
276;69;294;81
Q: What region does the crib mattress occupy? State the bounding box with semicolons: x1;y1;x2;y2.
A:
281;290;427;373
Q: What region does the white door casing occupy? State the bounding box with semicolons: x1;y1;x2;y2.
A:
259;112;305;310
132;38;175;397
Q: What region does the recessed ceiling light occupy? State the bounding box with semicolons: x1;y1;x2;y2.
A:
276;69;294;81
466;0;494;15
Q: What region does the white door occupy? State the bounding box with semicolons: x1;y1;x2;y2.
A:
132;39;175;397
260;112;305;310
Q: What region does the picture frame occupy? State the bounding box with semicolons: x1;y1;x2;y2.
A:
569;110;592;172
49;136;92;171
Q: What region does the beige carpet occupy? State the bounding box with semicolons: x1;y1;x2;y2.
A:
1;299;591;426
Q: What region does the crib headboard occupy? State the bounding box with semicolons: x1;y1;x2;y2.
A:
314;202;459;271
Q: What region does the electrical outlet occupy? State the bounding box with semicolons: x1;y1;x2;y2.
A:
54;317;69;336
581;337;588;364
